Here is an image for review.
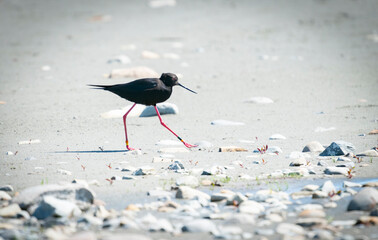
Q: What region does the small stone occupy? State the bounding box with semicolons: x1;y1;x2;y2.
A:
149;218;174;232
337;156;352;162
158;148;189;153
276;223;305;236
18;139;41;145
355;216;378;226
324;167;349;175
310;229;333;240
24;156;36;161
211;119;245;126
291;191;314;199
320;141;356;156
312;191;328;198
132;166;156;175
41;65;51;71
323;202;337;208
108;66;159;78
290;158;307;166
201;179;213;186
95;205;110;218
269;134;286;140
298;209;326;218
245;97;274;104
125;204;140;211
0;191;12;200
317;160;328;166
140;103;178;117
0;204;22;217
107;55;131;64
255;229;274;236
267;146;283;154
168;161;185;172
297;217;328;228
266;213;283;222
176;186;210;200
370;208;378;216
296;204;323;212
302;184;319;191
320;180;336;195
356;150;378;157
32;196;81;219
302;141;325;152
219;146;247;152
6;151;14;155
176;176;199;187
238;200;265;215
202;165;226;175
368;129;378;135
141;50;160;59
363;182;378;187
336;162;355;168
182;219;218;234
347;187;378;211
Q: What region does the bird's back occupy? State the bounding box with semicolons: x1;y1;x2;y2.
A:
92;78;173;106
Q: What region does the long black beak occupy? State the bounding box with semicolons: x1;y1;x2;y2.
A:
178;83;197;94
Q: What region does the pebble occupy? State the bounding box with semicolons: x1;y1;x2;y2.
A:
255;228;274;236
238;200;265;215
312;191;328;198
368;129;378;135
41;65;51;71
101;104;145;118
176;176;199;187
18;139;41;145
0;191;12;201
70;231;97;240
211;119;245;126
267;146;283;154
245;97;274;104
182;219;218;234
0;185;13;192
107;55;131;64
347;187;378;211
6;151;14;155
337;156;352;162
149;0;176;8
12;184;94;210
141;50;160;59
298;209;326;218
32;196;81;219
132;166;156;176
296;204;323;212
296;217;327;227
323;202;337;208
168;161;185;172
158;148;189;153
57;169;72;175
0;204;22;217
355;216;378;226
202;165;226;175
356;150;378;157
108;66;159;78
314;127;336;132
324;167;349;175
149;218;174;232
336;162;355;168
320;180;336;195
24;156;36;161
290;158;307;166
317;160;328;166
269;134;286;140
302;184;319;191
176;186;210;200
320;141;356;156
302;141;325;152
276;223;305;236
140;102;178;117
219;146;247;152
362;181;378;187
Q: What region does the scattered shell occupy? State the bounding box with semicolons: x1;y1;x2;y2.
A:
107;55;131;64
140;103;178;117
211;119;245;126
41;65;51;71
142;50;160;59
219;146;247;152
245;97;274;104
149;0;176;8
269;134;286;140
314;127;336;132
108;66;159;78
18;139;41;145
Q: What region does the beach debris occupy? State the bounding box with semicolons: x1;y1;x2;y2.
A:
219;146;247;152
245;97;273;104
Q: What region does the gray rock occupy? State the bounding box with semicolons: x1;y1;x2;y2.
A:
347;187;378;211
296;217;327;227
149;218;174;232
168;161;185;172
370;208;378;216
0;185;13;192
182;219;218;234
202;165;226;175
302;184;319;191
0;229;24;240
320;180;336;195
343;181;362;188
176;186;210;200
32;195;81;219
140;103;178;117
309;229;333;240
176;176;199;187
317;160;328;166
276;223;305;236
319;141;355;156
324;167;349;175
312;191;328;198
0;204;22;217
238;200;264;215
336;162;355;168
211;191;235;202
302;141;325;152
12;184;94;210
147;189;172;198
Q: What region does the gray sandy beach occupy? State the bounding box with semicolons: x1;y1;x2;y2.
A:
1;0;378;239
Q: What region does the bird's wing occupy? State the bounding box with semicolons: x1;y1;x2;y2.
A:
105;78;158;97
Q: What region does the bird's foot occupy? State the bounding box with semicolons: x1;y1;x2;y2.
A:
183;142;197;148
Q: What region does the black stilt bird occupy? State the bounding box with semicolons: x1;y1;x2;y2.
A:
89;73;197;150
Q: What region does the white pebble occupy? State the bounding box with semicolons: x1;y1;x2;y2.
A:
269;134;286;140
245;97;274;104
211;119;245;126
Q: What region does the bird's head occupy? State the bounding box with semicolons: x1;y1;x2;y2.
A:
160;73;197;94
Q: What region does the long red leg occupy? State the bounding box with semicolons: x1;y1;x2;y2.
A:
153;105;196;148
123;103;136;150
